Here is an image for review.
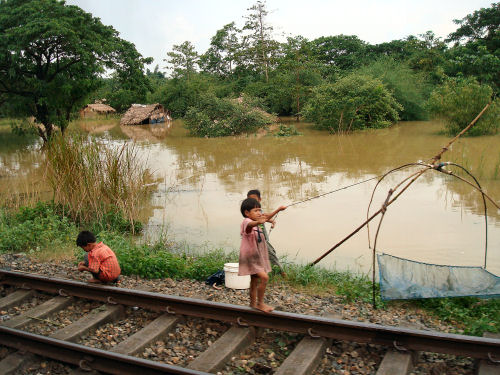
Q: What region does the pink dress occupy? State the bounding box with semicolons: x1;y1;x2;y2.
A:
239;218;272;276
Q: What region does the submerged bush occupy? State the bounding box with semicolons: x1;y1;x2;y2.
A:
302;74;402;133
184;94;276;137
274;124;302;137
428;78;499;136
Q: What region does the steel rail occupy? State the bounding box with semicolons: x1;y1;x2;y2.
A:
1;269;499;360
0;325;208;375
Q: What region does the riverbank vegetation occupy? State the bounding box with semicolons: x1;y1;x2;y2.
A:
1;2;499;138
0;0;152;142
0;201;498;336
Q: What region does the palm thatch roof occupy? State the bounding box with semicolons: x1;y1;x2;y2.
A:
82;103;116;113
120;103;167;125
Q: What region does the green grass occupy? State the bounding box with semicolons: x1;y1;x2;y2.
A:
0;202;137;256
279;262;377;303
0;202;77;254
416;297;499;336
96;230;237;280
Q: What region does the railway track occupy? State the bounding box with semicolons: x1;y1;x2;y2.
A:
0;269;499;375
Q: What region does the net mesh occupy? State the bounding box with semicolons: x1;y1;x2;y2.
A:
377;253;500;300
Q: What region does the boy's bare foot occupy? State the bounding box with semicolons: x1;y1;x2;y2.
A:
87;278;102;283
254;303;274;313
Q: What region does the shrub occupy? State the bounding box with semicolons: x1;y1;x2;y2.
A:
428;78;499;136
274;124;302;137
282;263;376;303
355;58;430;120
0;202;77;253
184;94;276;137
302;74;402;133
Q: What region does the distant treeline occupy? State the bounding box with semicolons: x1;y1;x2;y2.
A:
1;1;498;138
120;2;499;135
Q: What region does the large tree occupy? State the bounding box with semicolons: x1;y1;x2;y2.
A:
200;22;242;77
0;0;151;142
243;0;278;83
311;35;368;75
447;3;499;50
445;3;500;90
272;36;322;119
165;41;199;81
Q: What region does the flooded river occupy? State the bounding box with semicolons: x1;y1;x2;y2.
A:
1;118;500;275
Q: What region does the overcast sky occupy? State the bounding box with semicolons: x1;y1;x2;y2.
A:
67;0;493;71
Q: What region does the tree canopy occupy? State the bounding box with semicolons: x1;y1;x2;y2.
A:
0;0;151;141
446;3;500;90
2;0;498;138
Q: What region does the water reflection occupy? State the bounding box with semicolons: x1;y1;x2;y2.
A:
143;119;500;275
1;118;499;275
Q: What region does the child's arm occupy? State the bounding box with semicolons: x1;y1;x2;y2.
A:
264;205;287;221
245;216;267;233
78;261;91;272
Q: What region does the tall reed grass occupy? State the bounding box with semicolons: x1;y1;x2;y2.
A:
0;180;45;209
45;135;153;232
450;146;500;181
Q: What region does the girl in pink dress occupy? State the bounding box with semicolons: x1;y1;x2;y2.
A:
239;198;274;313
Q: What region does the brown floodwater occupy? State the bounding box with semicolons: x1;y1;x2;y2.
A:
1;118;499;275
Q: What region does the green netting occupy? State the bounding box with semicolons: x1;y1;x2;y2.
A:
377;253;500;300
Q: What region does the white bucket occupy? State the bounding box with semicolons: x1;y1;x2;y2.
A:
223;263;250;289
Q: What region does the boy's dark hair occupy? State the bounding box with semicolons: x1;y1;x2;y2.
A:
76;231;96;247
247;189;261;198
240;198;261;217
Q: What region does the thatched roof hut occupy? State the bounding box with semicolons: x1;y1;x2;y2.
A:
80;103;116;117
120;103;170;125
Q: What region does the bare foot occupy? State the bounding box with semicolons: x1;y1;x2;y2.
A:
87;278;102;283
254;303;274;313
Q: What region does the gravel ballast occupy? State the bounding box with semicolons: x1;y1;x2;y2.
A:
0;254;477;374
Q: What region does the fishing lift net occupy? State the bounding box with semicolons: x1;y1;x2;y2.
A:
369;159;499;301
377;253;500;300
308;103;499;304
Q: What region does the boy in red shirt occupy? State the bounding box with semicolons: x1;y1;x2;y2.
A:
76;231;121;284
